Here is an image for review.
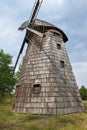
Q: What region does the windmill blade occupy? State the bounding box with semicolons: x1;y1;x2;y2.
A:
29;0;43;24
19;0;43;30
13;38;25;74
13;0;43;73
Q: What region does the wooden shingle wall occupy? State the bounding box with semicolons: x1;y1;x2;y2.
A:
13;30;83;114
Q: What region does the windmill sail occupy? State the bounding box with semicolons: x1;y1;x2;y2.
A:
13;0;43;73
19;0;43;30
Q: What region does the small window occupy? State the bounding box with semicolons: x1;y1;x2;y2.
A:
33;84;41;93
57;44;61;49
60;61;65;68
53;32;61;37
15;85;20;97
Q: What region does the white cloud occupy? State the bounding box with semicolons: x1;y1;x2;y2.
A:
72;62;87;87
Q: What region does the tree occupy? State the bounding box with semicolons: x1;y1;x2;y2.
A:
79;86;87;100
0;50;16;103
15;56;25;79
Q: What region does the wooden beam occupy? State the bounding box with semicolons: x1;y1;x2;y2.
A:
26;27;43;37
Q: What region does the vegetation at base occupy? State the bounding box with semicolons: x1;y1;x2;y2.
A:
0;50;17;103
79;85;87;100
0;49;87;129
0;95;87;130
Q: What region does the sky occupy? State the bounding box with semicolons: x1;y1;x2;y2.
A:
0;0;87;87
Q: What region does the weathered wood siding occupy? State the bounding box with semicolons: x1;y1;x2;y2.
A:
13;30;83;114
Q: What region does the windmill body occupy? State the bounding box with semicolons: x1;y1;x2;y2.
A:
12;1;83;114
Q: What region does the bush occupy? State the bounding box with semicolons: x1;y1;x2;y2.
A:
79;86;87;100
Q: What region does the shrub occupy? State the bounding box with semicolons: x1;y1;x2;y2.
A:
79;86;87;100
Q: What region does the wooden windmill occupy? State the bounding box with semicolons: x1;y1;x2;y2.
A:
12;0;84;114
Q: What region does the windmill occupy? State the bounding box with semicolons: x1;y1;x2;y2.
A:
12;0;84;114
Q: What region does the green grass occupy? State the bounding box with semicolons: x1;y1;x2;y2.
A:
0;95;87;130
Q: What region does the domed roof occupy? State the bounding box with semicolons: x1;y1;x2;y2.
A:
35;19;68;42
19;19;68;43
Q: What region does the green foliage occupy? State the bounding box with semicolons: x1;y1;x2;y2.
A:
15;63;22;79
28;124;40;130
79;86;87;100
0;50;16;103
15;56;24;79
23;114;44;122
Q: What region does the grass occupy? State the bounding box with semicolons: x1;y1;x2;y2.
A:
0;95;87;130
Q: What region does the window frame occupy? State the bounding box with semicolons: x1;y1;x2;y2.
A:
57;44;61;50
33;84;41;94
60;61;65;68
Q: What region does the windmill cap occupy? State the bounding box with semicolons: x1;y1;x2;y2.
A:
35;19;68;43
19;19;68;43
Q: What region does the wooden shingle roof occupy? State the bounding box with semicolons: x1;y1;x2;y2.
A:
19;19;68;43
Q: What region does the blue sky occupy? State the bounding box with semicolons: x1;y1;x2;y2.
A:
0;0;87;87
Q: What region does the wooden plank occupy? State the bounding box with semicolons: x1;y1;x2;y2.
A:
26;27;43;37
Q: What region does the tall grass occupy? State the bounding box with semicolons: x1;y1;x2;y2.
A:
0;95;87;130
